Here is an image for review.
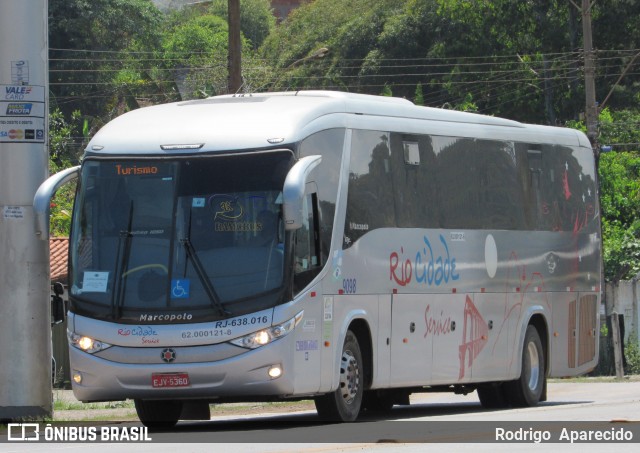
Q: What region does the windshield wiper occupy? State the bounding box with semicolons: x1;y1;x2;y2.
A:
180;237;228;317
111;201;134;319
181;210;228;317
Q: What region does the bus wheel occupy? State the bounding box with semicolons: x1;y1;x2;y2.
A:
134;399;182;430
477;383;508;409
314;330;363;422
506;325;545;407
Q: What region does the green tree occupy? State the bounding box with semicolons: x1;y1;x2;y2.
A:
162;14;230;98
414;83;424;106
158;12;272;97
261;0;400;91
49;0;164;118
599;151;640;281
591;0;640;111
207;0;275;49
259;0;640;124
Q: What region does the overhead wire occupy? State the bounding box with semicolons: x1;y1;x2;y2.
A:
46;47;640;112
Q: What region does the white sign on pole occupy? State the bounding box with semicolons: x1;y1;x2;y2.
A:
0;84;45;143
2;205;25;220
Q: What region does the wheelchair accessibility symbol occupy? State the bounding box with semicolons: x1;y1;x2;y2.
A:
171;279;190;299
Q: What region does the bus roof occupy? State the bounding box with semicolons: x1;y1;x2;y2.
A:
85;91;591;155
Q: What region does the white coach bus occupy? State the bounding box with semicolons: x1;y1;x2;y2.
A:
35;91;601;428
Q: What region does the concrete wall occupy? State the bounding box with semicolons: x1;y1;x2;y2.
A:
605;278;640;344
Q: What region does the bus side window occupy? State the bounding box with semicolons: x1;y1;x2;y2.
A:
294;192;321;294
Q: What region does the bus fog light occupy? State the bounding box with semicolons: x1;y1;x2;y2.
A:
268;366;282;379
72;371;82;384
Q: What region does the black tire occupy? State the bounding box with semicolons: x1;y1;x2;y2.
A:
314;330;363;422
134;399;182;430
477;382;509;409
505;325;546;407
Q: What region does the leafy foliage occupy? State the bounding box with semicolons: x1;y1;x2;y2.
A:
598;150;640;281
206;0;275;49
626;332;640;375
261;0;398;91
161;14;230;98
49;0;164;118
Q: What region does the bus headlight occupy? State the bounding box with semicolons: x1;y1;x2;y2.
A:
230;311;303;349
68;330;112;354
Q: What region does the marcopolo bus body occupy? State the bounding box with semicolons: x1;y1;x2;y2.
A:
35;91;601;427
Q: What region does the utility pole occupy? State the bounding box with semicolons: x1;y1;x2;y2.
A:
228;0;242;93
575;1;617;379
581;0;598;151
0;0;51;420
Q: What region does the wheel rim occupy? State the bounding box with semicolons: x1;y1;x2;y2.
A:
339;349;360;405
526;341;540;391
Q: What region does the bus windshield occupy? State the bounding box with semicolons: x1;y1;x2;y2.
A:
69;150;294;323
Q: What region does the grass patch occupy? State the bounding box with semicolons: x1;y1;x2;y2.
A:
53;399;135;411
209;400;313;410
63;412;140;422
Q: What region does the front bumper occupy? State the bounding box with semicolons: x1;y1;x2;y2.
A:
69;337;295;402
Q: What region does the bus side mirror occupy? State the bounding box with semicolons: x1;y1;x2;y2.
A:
51;282;65;326
283;155;322;231
33;165;80;240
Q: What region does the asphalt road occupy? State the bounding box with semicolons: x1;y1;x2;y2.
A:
2;378;639;452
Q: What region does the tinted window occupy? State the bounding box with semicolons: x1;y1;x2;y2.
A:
343;130;597;247
389;134;440;228
344;130;395;247
299;129;344;261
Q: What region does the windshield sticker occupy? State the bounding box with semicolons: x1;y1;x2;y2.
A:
171;279;190;299
209;194;271;233
82;271;109;293
211;194;244;221
192;197;205;208
129;229;165;236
